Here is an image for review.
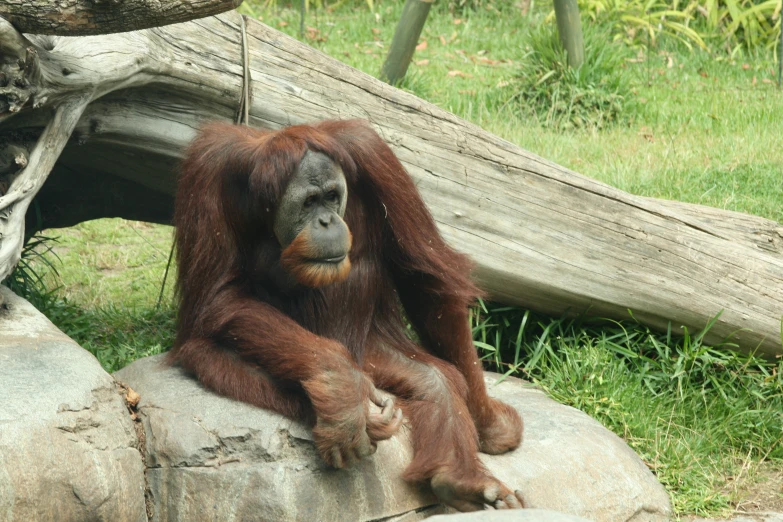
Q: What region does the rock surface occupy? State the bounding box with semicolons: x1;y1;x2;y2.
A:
116;354;672;522
0;284;673;522
0;286;147;522
429;509;591;521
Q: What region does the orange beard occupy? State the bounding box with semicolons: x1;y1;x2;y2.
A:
280;228;352;288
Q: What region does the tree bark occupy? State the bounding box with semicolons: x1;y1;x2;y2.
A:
0;12;781;355
778;0;783;89
0;0;241;36
553;0;584;68
380;0;433;86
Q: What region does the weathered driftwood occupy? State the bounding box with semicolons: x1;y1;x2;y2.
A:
0;11;781;355
0;0;241;35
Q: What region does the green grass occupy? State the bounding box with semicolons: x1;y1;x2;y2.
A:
512;22;638;129
241;2;783;221
7;1;783;516
30;293;173;374
472;303;783;514
12;220;176;373
42;218;175;308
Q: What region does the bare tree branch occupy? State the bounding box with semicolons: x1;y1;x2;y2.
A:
0;99;88;281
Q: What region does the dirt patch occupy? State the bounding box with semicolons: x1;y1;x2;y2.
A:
729;462;783;514
684;462;783;521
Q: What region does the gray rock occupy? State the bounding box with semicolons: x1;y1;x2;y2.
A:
116;354;672;522
483;376;671;522
116;354;432;522
429;508;591;521
0;286;146;522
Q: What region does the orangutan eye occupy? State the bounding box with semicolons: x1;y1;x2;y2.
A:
325;191;339;203
304;195;317;208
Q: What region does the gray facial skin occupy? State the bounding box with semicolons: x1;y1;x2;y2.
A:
273;151;351;261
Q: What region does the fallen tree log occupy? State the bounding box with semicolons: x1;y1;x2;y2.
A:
0;0;242;35
0;11;781;355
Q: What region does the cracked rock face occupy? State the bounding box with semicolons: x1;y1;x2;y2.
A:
0;286;146;522
116;354;672;522
115;355;433;522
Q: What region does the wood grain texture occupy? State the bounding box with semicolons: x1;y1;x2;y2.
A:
1;12;781;354
0;0;242;35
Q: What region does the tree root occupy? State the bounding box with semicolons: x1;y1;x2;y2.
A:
0;14;160;281
0;18;41;116
0;99;87;282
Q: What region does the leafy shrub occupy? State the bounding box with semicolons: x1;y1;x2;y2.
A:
512;22;637;130
573;0;781;51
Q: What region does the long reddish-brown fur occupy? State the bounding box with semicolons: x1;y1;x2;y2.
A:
170;120;523;509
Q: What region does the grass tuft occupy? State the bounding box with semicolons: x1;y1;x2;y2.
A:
512;22;638;130
4;234;62;308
